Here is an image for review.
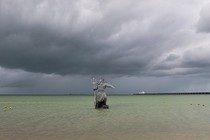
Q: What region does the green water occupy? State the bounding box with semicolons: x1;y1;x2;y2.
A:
1;95;210;140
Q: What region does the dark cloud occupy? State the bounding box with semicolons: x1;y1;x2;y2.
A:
196;3;210;33
0;0;149;76
0;67;92;94
1;0;210;94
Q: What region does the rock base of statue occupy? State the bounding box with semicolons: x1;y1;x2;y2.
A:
102;105;109;109
95;101;109;109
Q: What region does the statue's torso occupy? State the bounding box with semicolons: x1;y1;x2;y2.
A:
96;83;106;102
97;83;106;92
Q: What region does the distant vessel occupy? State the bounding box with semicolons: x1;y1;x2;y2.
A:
139;91;145;94
133;91;145;95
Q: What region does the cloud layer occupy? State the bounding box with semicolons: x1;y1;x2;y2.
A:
1;0;210;93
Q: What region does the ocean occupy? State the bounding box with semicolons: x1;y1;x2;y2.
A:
1;95;210;140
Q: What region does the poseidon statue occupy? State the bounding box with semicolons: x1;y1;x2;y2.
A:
92;78;115;109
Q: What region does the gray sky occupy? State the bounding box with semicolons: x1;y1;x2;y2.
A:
1;0;210;94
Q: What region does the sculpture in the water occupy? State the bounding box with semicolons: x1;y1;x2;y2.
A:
92;78;115;109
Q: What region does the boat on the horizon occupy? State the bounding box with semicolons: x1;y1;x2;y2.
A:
133;91;145;95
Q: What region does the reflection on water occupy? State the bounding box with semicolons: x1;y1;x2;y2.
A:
1;95;210;140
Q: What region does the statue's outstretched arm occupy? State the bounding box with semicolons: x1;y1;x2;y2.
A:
105;83;115;89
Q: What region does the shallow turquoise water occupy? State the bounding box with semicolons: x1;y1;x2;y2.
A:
1;95;210;140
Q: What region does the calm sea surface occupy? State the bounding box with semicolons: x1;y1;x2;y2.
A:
1;95;210;140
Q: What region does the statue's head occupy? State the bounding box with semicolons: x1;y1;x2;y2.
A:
99;78;105;83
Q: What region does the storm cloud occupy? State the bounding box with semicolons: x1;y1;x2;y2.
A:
1;0;210;94
197;3;210;33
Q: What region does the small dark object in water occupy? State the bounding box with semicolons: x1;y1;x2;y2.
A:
202;105;205;106
190;104;192;105
198;104;200;105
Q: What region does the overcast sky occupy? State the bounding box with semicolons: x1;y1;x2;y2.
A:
1;0;210;94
